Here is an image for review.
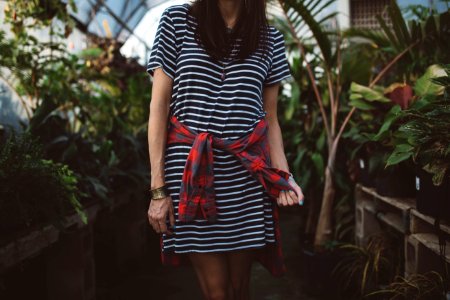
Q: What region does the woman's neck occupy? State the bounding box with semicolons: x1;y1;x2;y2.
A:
217;0;242;28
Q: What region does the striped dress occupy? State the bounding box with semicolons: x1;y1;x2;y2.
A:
147;3;292;255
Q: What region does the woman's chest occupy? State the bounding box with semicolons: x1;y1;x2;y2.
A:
176;30;271;87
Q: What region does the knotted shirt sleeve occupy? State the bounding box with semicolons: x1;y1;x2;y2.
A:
263;29;292;86
147;7;178;80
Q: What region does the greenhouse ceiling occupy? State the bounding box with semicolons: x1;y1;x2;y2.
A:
70;0;168;43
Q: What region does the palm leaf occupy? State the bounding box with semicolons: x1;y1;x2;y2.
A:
278;0;336;68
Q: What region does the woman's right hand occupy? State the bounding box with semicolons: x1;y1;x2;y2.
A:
148;196;175;235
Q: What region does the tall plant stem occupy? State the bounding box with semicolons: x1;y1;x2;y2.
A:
334;30;343;119
313;41;420;247
327;71;336;137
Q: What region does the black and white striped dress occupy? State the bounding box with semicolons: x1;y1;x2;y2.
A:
147;3;292;254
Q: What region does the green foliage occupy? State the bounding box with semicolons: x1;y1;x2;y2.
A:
414;64;447;97
346;0;450;81
344;0;450;191
349;83;391;110
384;64;450;185
0;131;86;234
4;0;77;33
274;2;333;200
282;0;337;68
367;271;447;300
0;0;151;207
276;0;367;244
333;236;400;299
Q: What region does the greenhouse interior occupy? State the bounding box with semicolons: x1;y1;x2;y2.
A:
0;0;449;299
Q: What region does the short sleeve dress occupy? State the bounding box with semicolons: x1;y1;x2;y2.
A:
147;3;292;257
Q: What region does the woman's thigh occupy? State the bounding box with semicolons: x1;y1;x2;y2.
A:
188;252;229;300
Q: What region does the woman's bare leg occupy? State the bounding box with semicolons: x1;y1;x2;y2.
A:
226;249;256;300
188;252;229;300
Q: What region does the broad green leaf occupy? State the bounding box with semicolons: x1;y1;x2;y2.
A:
423;163;448;186
349;93;363;100
283;0;333;68
349;99;376;110
386;150;413;166
285;83;299;120
350;82;390;102
393;143;414;153
372;105;402;141
414;64;446;96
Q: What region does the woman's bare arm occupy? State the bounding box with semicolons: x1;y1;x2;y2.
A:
263;84;289;173
263;83;304;206
149;68;171;189
147;67;175;234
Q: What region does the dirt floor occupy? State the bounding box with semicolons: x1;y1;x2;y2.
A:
106;206;318;300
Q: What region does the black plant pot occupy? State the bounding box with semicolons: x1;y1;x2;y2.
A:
375;163;416;198
299;243;341;297
357;156;376;188
415;167;450;222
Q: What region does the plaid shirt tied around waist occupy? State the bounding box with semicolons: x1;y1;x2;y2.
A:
167;114;296;222
162;114;296;277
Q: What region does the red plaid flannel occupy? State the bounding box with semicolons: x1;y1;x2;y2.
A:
161;114;296;277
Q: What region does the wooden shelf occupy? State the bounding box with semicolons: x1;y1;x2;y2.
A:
363;201;406;233
411;233;450;263
410;208;450;236
0;202;100;274
355;183;450;279
359;184;416;211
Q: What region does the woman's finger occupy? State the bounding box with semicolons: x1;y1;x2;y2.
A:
276;192;283;206
296;187;305;205
289;178;305;205
148;213;157;232
287;190;296;205
169;203;175;227
281;190;289;206
152;219;161;233
159;220;168;234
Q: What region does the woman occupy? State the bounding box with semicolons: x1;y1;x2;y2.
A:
146;1;304;299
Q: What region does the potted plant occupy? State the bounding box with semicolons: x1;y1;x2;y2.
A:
345;2;450;200
383;64;450;221
348;83;417;197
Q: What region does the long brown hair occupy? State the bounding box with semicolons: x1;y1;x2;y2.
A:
187;0;271;63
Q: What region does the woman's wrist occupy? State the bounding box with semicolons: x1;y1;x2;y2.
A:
150;175;165;189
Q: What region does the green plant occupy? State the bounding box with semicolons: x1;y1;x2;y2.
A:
275;0;416;248
0;1;151;204
384;64;450;186
367;271;448;300
345;0;450;81
342;1;450;188
332;236;396;299
0;131;86;234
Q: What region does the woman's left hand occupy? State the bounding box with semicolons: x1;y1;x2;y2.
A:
277;177;304;207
